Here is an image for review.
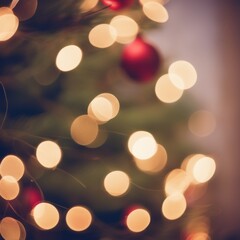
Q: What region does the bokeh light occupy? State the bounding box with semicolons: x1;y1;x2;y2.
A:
70;115;99;146
182;154;216;184
0;155;25;181
169;60;197;89
32;202;59;230
134;144;167;173
0;176;20;200
164;168;191;196
0;217;24;240
126;208;151;232
143;2;169;23
128;131;157;160
139;0;168;5
88;93;120;124
36;141;62;169
80;0;98;12
56;45;82;72
0;7;19;41
162;193;187;220
110;15;139;44
66;206;92;231
192;156;216;183
104;171;130;196
188;110;216;137
155;74;184;103
88;24;117;48
186;232;211;240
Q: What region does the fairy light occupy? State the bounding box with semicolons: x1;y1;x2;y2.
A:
104;171;130;197
0;155;25;181
32;202;59;230
80;0;98;12
128;131;157;160
169;60;197;89
89;24;117;48
143;2;169;23
0;176;20;200
162;193;187;220
66;206;92;231
134;144;167;173
164;169;191;196
56;45;83;72
88;93;120;124
126;208;151;232
192;156;216;183
70;115;99;146
0;217;23;240
155;74;184;103
0;7;19;41
110;15;139;44
36;141;62;169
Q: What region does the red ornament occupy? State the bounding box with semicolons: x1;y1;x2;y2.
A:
121;36;162;83
101;0;134;11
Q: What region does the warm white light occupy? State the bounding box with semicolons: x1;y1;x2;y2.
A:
188;110;216;137
169;60;197;89
0;176;20;200
110;15;139;44
32;202;59;230
66;206;92;231
56;45;82;72
80;0;99;12
155;74;184;103
143;2;169;23
0;7;19;41
134;144;167;173
128;131;157;160
36;141;62;169
164;169;191;196
88;93;120;124
162;193;187;220
104;171;130;197
0;217;22;240
126;208;151;232
139;0;168;5
0;155;25;181
70;115;99;146
89;24;117;48
193;156;216;183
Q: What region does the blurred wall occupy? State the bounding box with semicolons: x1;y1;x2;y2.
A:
147;0;240;239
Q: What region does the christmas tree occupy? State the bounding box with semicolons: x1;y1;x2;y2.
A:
0;0;216;239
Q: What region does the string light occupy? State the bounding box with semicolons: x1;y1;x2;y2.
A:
126;208;151;232
162;193;187;220
104;171;130;196
32;202;59;230
70;115;99;146
155;74;184;103
134;144;167;173
0;7;19;41
56;45;83;72
0;155;25;181
89;24;117;48
128;131;158;160
0;176;20;200
36;141;62;169
168;60;197;89
0;217;25;240
110;15;139;44
66;206;92;231
142;2;169;23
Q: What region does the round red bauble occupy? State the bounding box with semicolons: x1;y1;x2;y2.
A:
101;0;134;11
121;36;162;83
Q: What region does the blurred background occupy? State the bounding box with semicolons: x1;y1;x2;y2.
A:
0;0;240;239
